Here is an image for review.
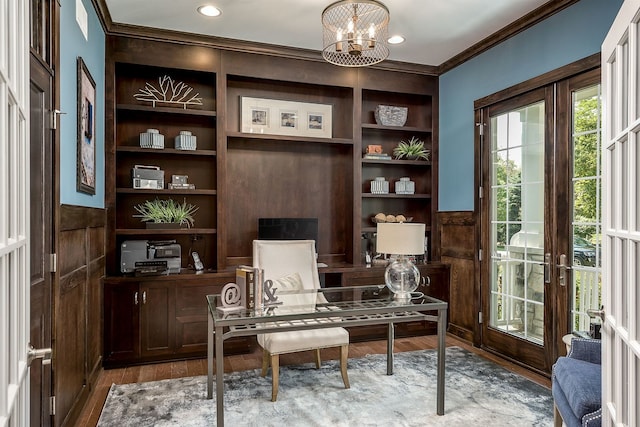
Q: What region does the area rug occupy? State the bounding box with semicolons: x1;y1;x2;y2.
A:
97;347;552;426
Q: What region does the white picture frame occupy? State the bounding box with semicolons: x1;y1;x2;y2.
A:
240;97;332;138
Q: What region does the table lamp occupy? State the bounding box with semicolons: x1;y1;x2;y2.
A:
376;222;426;302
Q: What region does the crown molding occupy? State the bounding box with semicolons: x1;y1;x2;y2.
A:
93;0;578;76
438;0;580;74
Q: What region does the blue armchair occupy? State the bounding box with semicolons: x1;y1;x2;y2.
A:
552;338;602;427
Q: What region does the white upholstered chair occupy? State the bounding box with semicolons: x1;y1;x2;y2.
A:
252;239;350;401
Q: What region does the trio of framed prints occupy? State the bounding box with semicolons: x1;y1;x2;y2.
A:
240;96;332;139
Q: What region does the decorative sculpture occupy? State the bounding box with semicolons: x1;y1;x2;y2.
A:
134;75;203;109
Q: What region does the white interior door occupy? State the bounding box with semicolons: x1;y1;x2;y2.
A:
602;2;640;425
0;0;31;425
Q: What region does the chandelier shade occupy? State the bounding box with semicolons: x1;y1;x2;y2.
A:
322;0;390;67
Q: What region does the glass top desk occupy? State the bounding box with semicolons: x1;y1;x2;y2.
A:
206;285;448;427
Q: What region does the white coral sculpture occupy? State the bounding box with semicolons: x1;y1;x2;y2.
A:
134;75;203;108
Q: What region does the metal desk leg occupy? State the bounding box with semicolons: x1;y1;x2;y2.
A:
436;307;446;415
215;325;225;427
207;312;214;399
387;322;394;375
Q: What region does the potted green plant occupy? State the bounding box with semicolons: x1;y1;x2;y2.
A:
393;136;430;160
133;198;198;229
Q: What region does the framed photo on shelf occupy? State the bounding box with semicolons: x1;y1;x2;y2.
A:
76;57;97;195
240;96;332;138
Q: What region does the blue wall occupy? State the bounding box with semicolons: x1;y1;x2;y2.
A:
438;0;622;211
59;0;105;208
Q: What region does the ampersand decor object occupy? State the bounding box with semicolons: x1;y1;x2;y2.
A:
263;279;283;307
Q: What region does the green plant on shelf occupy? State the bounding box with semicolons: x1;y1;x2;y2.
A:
393;136;430;160
133;198;198;228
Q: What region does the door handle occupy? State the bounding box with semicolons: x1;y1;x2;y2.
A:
556;254;571;286
142;291;147;304
587;307;605;322
27;344;52;366
134;291;139;305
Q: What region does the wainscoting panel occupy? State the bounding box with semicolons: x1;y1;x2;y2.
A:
437;211;479;345
56;205;106;426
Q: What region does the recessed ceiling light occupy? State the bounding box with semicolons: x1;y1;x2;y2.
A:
198;5;221;17
388;35;405;45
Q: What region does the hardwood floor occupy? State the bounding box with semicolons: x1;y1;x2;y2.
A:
75;334;551;426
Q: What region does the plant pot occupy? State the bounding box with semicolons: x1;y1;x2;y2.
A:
145;222;187;229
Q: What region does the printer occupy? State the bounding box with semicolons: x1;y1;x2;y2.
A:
121;240;181;275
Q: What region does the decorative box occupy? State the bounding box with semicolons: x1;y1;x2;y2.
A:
175;130;197;150
370;177;389;194
395;177;415;194
139;128;164;149
374;105;408;127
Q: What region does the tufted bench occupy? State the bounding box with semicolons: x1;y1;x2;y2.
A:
551;338;601;427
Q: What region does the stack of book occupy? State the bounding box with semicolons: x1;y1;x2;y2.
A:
363;153;392;160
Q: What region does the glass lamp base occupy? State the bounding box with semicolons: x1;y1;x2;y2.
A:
384;256;420;303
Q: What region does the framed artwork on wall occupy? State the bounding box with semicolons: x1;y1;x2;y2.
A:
77;57;96;195
240;97;332;138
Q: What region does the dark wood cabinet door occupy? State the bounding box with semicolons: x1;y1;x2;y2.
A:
140;282;174;358
104;281;140;364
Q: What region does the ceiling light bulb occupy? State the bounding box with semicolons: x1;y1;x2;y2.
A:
388;35;405;44
198;5;221;17
347;20;354;33
369;23;375;39
337;29;343;41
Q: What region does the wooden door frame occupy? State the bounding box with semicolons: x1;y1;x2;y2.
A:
554;67;601;354
473;54;601;371
29;51;55;426
478;86;555;374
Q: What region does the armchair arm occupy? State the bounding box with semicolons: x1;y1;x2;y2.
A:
568;338;601;365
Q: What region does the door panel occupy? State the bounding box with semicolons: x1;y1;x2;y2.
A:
29;54;54;427
1;0;31;423
480;72;603;373
481;88;555;373
602;1;640;424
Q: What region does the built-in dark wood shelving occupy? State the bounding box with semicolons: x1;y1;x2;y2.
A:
104;36;442;368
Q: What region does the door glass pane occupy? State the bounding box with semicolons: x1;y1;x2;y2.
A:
571;84;603;332
490;101;545;344
622;39;629;130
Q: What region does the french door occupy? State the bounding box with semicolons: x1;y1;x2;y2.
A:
601;1;640;424
1;0;31;424
479;69;603;373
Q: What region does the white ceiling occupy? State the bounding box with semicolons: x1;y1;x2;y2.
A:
104;0;552;66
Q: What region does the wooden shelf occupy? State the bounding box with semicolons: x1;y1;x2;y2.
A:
362;193;431;199
362;225;433;233
116;146;217;156
362;158;432;166
116;228;217;235
117;103;217;117
361;123;432;133
227;131;353;146
116;188;217;195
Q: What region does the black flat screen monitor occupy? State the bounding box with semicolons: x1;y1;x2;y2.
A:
258;218;318;247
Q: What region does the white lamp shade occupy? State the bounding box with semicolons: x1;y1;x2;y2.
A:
376;223;425;255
